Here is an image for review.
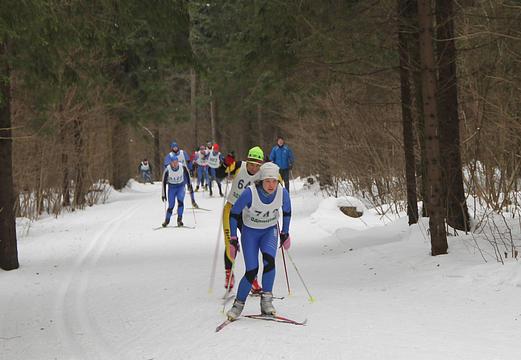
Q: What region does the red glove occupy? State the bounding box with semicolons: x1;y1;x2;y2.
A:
230;236;240;259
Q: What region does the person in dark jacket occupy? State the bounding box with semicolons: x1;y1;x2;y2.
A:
269;136;294;192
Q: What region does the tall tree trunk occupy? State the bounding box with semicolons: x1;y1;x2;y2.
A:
417;0;448;255
256;103;264;150
190;68;198;146
111;119;130;190
153;127;161;181
408;0;428;218
398;0;419;225
436;0;470;231
210;88;217;143
59;116;71;206
0;40;19;270
72;118;87;209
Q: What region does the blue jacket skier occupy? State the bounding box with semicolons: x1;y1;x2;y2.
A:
161;156;195;227
269;136;294;192
163;141;192;170
226;162;292;321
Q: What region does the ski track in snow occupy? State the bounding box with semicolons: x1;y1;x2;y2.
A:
3;179;521;360
54;203;140;360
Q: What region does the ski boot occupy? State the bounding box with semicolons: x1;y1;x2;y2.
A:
260;292;276;315
177;216;183;227
250;278;262;295
226;299;245;321
192;201;199;209
162;220;169;228
195;185;200;192
224;269;235;289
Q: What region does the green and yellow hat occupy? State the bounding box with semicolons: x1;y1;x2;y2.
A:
247;146;264;165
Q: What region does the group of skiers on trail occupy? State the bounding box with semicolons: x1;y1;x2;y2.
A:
158;137;295;320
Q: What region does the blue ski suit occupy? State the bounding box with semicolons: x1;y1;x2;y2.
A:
229;184;291;302
162;164;192;223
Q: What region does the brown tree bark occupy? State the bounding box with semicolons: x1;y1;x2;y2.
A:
190;68;198;146
210;88;217;143
72;118;87;209
407;0;429;218
436;0;470;231
0;40;19;270
398;0;419;225
417;0;448;255
256;103;264;149
153;127;161;181
111;119;130;190
59;116;71;207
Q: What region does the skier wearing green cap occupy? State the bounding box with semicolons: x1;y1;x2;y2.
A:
222;146;265;294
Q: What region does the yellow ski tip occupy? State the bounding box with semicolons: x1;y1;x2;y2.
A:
308;296;316;303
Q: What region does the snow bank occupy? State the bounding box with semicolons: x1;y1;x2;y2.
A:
310;196;392;234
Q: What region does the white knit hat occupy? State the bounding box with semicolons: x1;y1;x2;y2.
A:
258;162;280;180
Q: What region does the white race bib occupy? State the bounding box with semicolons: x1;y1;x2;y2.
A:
242;184;283;229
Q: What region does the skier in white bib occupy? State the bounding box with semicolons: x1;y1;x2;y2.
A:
161;156;196;227
225;162;292;320
221;146;265;294
138;158;153;184
195;145;209;192
163;141;198;208
207;143;224;197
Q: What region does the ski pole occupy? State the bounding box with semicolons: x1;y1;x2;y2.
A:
290;170;297;193
280;246;291;296
276;222;291;296
208;169;231;294
286;249;315;303
221;257;236;313
191;203;197;226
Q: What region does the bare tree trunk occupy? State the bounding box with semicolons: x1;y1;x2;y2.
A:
59;117;71;206
72;118;87;209
398;0;419;225
210;89;216;142
417;0;448;255
407;0;429;218
190;68;198;146
111;119;130;190
257;103;264;149
153;127;161;180
436;0;470;231
0;40;19;270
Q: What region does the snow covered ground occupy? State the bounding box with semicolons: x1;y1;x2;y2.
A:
2;179;521;360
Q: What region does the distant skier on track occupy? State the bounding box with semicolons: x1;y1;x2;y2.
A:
207;143;224;197
163;141;198;208
195;145;209;192
161;155;196;228
226;162;292;320
222;146;265;293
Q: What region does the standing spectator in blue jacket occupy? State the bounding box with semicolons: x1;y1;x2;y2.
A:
269;135;294;192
